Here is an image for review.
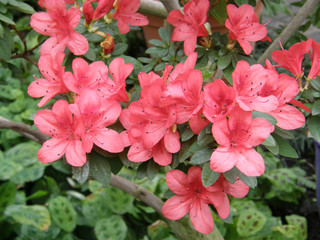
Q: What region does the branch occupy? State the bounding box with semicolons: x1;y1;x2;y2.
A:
257;0;320;64
0;116;48;144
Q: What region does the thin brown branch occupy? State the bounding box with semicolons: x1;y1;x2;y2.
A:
11;25;27;52
257;0;320;64
0;116;48;144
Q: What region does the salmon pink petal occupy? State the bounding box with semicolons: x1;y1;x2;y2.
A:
236;148;265;177
40;37;66;56
128;142;151;162
67;31;89;55
93;0;113;20
227;179;250;198
270;105;305;130
67;7;81;28
162;195;190;220
91;128;124;153
211;118;231;146
189;114;209;134
38;138;68;164
210;147;239;173
187;165;202;183
167;9;184;26
119;109;133;130
52;100;73;124
30;12;55;36
152;144;172;166
166;170;189;195
211;193;230;219
117;18;131;34
72;58;89;83
164;130;180;153
65;140;87;166
120;130;131;147
189;201;213;234
143;122;167;148
246;118;273;147
63;72;79;93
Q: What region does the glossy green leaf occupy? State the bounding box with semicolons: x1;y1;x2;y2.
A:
88;151;111;187
201;162;220;187
95;216;127;240
72;161;90;185
5;205;51;230
190;148;212;164
49;196;77;232
8;0;35;14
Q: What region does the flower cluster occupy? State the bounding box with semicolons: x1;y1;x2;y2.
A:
27;0;317;235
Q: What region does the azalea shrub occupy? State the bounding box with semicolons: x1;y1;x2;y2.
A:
0;0;319;239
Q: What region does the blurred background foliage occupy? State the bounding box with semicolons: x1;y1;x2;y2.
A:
0;0;319;239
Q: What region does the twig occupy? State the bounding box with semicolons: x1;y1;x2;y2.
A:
0;116;48;144
257;0;320;65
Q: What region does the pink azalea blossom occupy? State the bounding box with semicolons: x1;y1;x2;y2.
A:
271;39;312;78
167;0;209;56
97;57;133;102
225;4;270;55
232;61;279;113
28;53;69;107
34;100;86;166
30;0;88;56
70;90;125;154
113;0;149;34
308;39;320;80
203;79;236;123
162;166;249;234
63;58;109;94
210;107;274;177
263;60;305;130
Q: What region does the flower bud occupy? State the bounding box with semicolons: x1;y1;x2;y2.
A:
100;34;115;55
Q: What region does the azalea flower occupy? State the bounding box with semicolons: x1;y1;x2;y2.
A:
308;39;320;80
30;0;88;56
70;90;125;154
263;60;305;130
271;39;312;78
113;0;149;34
203;79;236;123
63;58;109;94
34;100;86;166
225;4;270;55
232;61;279;113
167;0;209;56
162;166;249;234
28;53;69;107
210;107;274;177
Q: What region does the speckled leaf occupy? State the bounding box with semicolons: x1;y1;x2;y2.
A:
237;209;267;237
49;196;77;232
104;187;134;214
5;205;51;230
0;181;16;221
94;216;127;240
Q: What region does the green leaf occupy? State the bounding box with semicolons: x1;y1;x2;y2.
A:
82;192;111;226
147;220;173;240
237;209;267;237
223;167;238;184
0;22;3;38
0;181;16;221
209;0;227;24
147;160;161;180
111;43;128;56
88;151;111;187
312;100;320;115
49;196;77;232
217;54;232;70
197;125;214;146
149;39;164;47
158;27;171;43
0;158;23;180
190;148;212;164
104;187;134;214
236;169;257;188
285;214;307;239
262;134;276;147
274;127;295;139
273;134;298;158
5;205;51;230
8;0;35;14
0;13;14;24
252;111;277;125
72;161;90;185
181;127;195;142
201;162;220;187
10;162;45;185
83;45;96;61
222;64;234;84
95;216;127;240
26;190;48;201
0;25;13;60
308;116;320;142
